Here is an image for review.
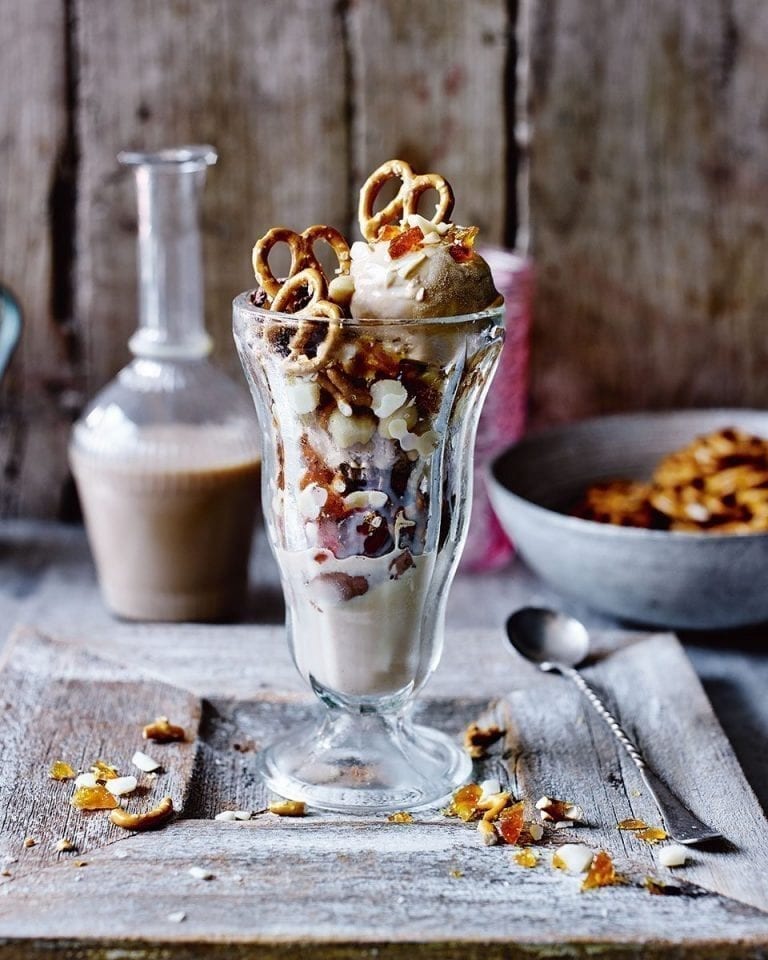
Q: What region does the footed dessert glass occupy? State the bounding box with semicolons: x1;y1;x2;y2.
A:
234;294;504;811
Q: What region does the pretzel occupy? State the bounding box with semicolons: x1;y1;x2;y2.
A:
266;268;342;372
358;159;455;241
252;225;351;303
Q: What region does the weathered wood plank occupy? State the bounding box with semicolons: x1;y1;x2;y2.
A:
0;628;200;867
0;621;767;953
0;820;767;958
74;0;349;383
0;0;72;518
349;0;511;242
526;0;768;423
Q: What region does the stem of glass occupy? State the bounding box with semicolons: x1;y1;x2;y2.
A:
119;146;217;359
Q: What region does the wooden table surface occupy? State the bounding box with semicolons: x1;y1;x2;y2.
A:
1;520;767;958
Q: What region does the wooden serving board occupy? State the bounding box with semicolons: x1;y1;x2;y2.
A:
0;622;766;959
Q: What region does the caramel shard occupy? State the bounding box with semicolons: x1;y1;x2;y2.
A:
268;799;306;817
143;716;186;743
90;760;120;781
49;760;76;781
514;848;539;868
636;826;668;844
70;784;119;811
388;225;424;260
618;817;648;831
109;796;174;831
463;723;504;759
387;811;414;824
497;801;526;845
581;850;619;891
446;783;483;822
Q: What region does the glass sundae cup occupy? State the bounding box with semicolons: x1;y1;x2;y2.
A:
234;158;505;812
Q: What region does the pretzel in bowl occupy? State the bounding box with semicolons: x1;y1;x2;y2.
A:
358;159;455;241
252;224;351;308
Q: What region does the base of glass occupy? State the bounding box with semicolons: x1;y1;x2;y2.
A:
256;707;472;814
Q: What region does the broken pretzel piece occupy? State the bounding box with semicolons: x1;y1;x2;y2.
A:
268;799;306;817
110;796;174;832
462;722;505;759
143;716;186;743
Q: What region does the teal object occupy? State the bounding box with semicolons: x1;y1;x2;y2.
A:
0;287;21;383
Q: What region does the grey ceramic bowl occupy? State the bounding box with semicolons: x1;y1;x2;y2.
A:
488;409;768;629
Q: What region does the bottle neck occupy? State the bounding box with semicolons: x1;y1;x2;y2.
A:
121;147;217;360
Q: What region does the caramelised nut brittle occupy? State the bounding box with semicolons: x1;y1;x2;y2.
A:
571;427;768;534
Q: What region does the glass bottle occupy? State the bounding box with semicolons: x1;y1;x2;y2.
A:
70;146;261;622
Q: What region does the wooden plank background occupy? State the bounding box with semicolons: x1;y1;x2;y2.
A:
3;0;768;517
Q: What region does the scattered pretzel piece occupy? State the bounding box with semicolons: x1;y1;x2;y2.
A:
109;796;174;832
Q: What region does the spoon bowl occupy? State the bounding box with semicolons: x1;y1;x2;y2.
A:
506;606;590;669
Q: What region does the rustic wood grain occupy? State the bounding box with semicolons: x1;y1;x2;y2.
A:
74;0;349;381
349;0;511;242
526;0;768;424
0;628;200;868
0;0;73;518
0;627;767;956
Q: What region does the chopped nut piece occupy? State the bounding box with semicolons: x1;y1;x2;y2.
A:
497;801;526;845
232;810;252;821
90;760;119;781
536;796;584;823
110;797;174;831
143;716;186;743
167;911;187;923
659;844;689;868
132;750;161;773
387;811;414;824
55;839;75;852
22;838;36;849
449;869;464;879
71;784;119;811
478;791;511;822
268;799;306;817
636;826;668;844
73;861;88;868
521;820;544;843
49;760;76;781
215;811;238;822
618;817;648;831
552;844;594;874
477;819;500;846
514;848;539;868
462;722;504;759
478;778;502;801
74;772;98;789
581;850;619;891
105;776;138;797
188;866;214;881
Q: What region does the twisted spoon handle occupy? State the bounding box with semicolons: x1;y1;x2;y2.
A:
560;665;721;845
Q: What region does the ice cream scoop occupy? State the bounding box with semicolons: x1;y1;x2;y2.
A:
349;215;500;320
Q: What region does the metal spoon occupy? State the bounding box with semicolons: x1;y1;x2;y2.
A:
505;607;721;845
